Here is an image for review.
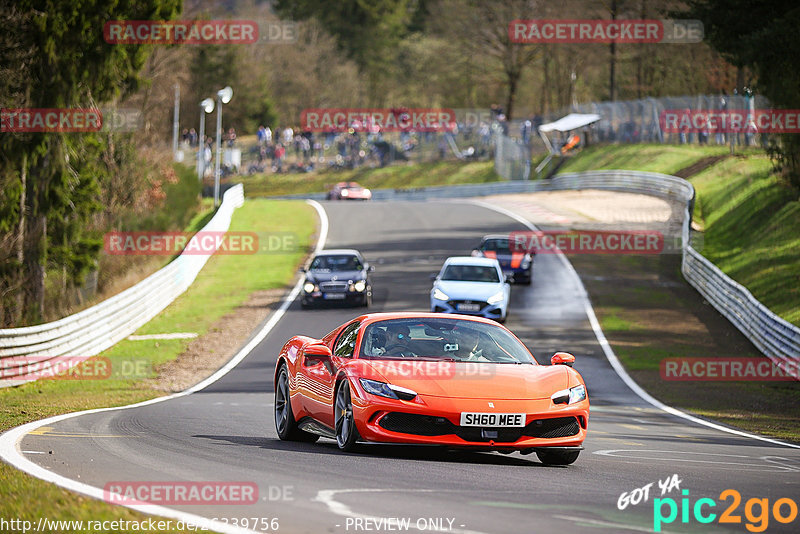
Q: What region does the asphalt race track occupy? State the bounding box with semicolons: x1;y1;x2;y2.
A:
16;201;800;533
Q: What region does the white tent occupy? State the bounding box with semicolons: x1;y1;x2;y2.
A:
538;113;601;133
535;113;601;177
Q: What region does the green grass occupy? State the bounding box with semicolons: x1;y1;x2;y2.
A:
558;143;731;175
240;160;499;197
0;199;316;531
690;155;800;326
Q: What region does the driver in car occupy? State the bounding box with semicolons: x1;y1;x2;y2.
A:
454;328;491;361
384;325;415;357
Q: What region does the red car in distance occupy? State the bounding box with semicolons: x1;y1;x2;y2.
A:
326;181;372;200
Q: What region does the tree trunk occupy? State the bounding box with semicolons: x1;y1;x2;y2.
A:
505;70;519;121
14;153;27;324
609;0;618;101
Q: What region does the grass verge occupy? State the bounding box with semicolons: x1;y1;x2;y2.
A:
240;160;499;197
0;199;315;530
559;144;800;442
557;143;733;175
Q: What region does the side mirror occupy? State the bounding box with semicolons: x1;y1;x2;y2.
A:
305;343;332;357
304;344;333;373
368;265;375;272
551;352;575;367
430;273;439;281
299;267;306;273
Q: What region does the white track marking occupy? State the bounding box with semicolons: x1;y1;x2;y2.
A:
315;488;487;534
592;449;795;472
0;199;330;534
467;198;800;450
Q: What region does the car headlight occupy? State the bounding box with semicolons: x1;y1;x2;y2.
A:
303;282;316;293
433;288;449;301
353;280;366;292
551;384;586;405
487;290;505;305
359;379;417;400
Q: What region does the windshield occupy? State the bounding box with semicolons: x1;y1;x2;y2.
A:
441;264;500;283
482;239;511;254
360;318;535;363
310;255;362;271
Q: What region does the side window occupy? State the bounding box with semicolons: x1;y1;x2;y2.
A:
333;322;360;358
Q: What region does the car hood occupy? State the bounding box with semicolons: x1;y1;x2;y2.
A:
434;280;504;300
307;270;364;282
357;360;569;400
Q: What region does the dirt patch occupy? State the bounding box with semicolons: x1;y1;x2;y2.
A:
146;287;288;392
673;154;729;178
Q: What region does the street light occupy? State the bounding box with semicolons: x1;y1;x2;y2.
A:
213;86;233;207
197;98;215;182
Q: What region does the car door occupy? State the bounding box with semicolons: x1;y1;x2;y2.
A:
304;321;360;427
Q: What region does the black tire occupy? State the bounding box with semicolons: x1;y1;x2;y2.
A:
334;380;360;451
536;449;580;466
274;366;319;443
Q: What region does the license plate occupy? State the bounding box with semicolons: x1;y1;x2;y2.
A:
323;293;346;300
457;303;481;312
460;412;525;427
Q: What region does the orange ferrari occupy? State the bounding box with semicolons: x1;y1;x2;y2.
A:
273;313;589;465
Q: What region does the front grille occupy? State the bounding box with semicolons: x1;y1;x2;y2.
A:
524;417;580;438
320;281;348;292
378;413;580;442
379;413;455;436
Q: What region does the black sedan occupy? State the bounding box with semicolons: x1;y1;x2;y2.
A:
300;249;374;308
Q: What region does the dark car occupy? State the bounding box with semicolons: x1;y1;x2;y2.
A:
300;249;374;308
472;234;533;285
326;181;372;201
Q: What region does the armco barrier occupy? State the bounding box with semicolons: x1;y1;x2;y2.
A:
0;184;245;382
276;170;798;369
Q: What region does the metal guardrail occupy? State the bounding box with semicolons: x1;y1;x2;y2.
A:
0;184;245;381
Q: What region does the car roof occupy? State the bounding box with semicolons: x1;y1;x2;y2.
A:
352;312;503;328
481;234;509;242
315;249;362;257
443;256;499;267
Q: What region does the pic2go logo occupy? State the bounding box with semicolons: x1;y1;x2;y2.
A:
654;489;798;532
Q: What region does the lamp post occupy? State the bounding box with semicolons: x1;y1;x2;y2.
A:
213;86;233;207
197;98;215;182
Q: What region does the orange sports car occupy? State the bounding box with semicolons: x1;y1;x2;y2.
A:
273;312;589;465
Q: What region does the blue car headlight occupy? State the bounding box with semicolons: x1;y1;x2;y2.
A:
551;384;586;405
433;288;449;301
359;379;417;400
487;290;505;305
